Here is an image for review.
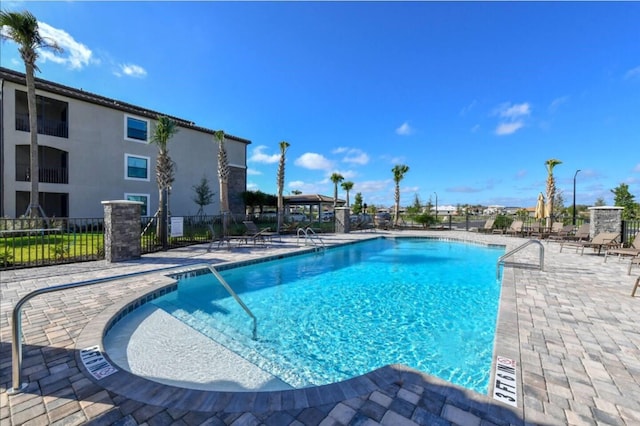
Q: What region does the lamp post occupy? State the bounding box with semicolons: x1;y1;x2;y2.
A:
433;192;438;222
572;169;581;225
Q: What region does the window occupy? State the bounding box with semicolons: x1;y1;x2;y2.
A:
125;154;150;181
124;115;149;142
125;193;149;216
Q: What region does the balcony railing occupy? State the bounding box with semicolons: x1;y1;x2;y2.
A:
16;163;69;184
15;114;69;138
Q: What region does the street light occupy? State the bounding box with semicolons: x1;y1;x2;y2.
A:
433;192;438;222
573;169;581;226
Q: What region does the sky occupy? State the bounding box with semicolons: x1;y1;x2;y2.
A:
2;1;639;210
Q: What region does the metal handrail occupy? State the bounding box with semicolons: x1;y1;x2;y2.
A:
496;239;544;279
296;227;325;250
9;262;256;394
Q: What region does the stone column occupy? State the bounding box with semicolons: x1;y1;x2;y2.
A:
588;206;623;239
102;200;142;262
335;207;350;233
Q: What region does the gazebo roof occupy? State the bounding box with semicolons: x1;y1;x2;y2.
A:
284;194;346;206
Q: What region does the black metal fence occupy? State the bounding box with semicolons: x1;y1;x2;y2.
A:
2;214;638;270
1;217;104;270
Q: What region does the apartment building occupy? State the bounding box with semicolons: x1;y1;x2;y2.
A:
0;67;250;219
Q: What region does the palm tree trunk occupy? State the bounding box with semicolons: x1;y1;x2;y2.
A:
25;61;40;217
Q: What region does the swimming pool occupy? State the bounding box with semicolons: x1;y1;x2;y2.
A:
149;237;504;394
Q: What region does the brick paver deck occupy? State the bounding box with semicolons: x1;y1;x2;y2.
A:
1;230;639;425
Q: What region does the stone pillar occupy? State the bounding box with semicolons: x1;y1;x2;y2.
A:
335;207;350;233
588;206;623;239
102;200;142;262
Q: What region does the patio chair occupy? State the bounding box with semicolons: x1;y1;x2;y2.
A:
504;220;524;237
549;223;589;242
547;223;574;241
629;256;640;276
632;275;640;297
478;218;495;233
243;220;279;244
560;231;620;255
604;231;640;262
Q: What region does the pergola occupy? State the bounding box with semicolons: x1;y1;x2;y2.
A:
284;194;346;220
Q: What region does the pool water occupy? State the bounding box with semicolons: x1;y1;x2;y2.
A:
152;237;504;393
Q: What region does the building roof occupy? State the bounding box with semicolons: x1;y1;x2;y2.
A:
0;66;250;144
284;194;346;205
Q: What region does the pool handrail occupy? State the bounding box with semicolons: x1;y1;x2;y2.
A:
9;262;256;394
496;239;544;279
296;227;325;251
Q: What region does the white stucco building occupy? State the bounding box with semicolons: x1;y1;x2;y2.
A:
0;67;250;218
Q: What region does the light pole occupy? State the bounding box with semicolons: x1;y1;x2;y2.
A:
433;192;438;222
572;169;581;225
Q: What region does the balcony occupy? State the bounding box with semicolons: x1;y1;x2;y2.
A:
16;114;69;139
16;163;69;184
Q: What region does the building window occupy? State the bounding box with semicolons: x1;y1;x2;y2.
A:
124;115;149;142
125;193;149;216
125;154;150;181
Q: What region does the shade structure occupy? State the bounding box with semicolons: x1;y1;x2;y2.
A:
534;193;546;220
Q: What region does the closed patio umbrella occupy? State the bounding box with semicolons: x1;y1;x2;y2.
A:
534;193;545;220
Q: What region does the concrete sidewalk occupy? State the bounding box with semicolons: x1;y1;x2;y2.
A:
1;231;639;425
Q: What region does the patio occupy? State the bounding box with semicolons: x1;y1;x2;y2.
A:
1;230;638;425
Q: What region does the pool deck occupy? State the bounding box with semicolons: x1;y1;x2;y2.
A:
1;230;639;425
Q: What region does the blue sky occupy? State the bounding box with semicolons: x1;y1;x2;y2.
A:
2;1;639;209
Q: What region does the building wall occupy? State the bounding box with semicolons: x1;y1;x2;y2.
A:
1;77;248;218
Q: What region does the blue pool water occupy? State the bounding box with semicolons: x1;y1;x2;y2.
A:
152;238;504;393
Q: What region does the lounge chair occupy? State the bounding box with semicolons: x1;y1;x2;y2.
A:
547;223;574;241
632;275;640;297
549;223;589;242
243;220;279;244
560;232;620;255
504;220;524;237
478;218;495;233
629;256;640;276
604;231;640;262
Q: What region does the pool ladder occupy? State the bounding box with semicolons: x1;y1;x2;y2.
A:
296;227;325;252
8;262;256;394
496;239;544;279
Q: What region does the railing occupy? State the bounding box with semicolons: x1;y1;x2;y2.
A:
496;239;544;279
296;227;325;251
15;113;69;138
8;262;256;394
1;218;104;270
15;163;69;184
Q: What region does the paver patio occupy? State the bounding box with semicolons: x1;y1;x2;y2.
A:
1;230;638;425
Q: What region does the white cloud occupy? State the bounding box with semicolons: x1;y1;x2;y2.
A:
460;100;478;116
495;121;524;136
548;96;569;113
634;163;640;173
246;168;262;176
294;153;333;170
36;21;95;70
395;121;414;136
341;148;369;165
116;63;147;78
492;102;530;136
248;145;279;164
624;65;640;80
495;102;531;119
332;147;348;154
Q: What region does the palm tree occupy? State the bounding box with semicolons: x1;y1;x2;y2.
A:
330;172;344;208
392;164;410;226
151;116;178;242
276;140;290;233
215;130;230;235
545;158;562;225
1;10;62;217
341;181;354;208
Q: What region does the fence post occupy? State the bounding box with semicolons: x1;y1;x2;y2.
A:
102;200;142;262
